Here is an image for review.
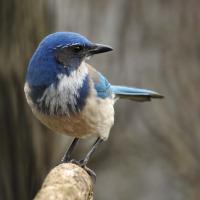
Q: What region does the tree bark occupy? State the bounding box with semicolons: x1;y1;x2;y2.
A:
34;163;93;200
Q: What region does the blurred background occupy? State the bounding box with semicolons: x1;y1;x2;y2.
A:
1;0;200;199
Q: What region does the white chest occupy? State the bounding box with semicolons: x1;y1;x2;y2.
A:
26;62;89;116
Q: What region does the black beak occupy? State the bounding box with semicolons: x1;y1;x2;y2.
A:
87;43;113;55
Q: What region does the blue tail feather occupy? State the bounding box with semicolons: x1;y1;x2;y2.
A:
111;85;163;102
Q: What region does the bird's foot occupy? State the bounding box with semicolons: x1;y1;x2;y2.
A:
60;137;102;182
68;159;96;182
69;159;81;165
82;166;96;182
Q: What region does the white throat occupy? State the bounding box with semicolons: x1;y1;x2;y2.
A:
38;61;88;115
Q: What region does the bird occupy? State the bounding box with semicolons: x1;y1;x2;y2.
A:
24;32;163;176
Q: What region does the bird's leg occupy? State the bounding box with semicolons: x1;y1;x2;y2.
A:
80;137;103;167
61;138;79;163
61;137;103;181
79;137;103;180
82;137;103;166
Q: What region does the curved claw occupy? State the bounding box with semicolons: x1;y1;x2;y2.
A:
68;159;96;182
83;166;96;183
69;159;81;165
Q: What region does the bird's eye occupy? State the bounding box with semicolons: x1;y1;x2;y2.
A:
73;45;83;52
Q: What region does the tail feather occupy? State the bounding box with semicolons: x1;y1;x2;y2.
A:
111;85;164;102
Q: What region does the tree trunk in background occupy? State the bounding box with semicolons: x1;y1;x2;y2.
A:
0;0;53;199
1;0;200;200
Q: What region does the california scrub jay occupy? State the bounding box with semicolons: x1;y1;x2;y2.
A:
24;32;163;175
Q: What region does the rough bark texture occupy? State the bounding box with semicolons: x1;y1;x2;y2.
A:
34;163;93;200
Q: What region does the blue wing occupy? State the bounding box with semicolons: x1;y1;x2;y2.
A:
88;66;112;99
88;65;163;101
94;72;112;99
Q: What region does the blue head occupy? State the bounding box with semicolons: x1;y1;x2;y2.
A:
25;32;113;115
26;32;113;87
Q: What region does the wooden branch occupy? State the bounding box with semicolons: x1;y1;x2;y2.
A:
34;163;93;200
